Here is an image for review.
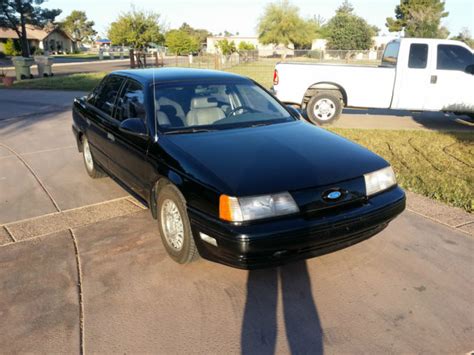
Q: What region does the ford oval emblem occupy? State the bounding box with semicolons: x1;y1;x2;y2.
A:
327;191;342;200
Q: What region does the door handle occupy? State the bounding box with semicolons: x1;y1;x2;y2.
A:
107;132;115;142
430;75;437;84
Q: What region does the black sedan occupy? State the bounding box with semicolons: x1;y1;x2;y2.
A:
72;68;405;269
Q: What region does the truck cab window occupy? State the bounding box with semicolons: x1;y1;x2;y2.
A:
437;45;474;71
408;44;428;69
381;41;400;67
115;81;146;122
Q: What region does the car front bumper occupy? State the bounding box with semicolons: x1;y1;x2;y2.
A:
188;186;406;269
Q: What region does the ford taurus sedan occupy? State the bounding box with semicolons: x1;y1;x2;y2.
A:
72;68;405;269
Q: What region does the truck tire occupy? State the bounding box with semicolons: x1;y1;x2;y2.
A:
306;92;342;125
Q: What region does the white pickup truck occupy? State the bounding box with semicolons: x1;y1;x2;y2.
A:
273;38;474;124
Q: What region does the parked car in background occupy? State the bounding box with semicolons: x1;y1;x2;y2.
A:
273;38;474;124
72;68;405;269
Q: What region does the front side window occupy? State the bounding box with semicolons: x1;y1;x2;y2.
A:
93;75;125;116
437;45;473;71
381;41;400;67
115;81;146;121
408;44;428;69
154;81;294;133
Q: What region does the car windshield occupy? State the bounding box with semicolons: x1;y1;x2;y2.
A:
153;81;295;133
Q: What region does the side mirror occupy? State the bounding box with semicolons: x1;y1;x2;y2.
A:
465;64;474;75
286;105;305;119
119;118;148;138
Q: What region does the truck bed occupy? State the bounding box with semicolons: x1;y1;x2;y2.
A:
274;62;396;109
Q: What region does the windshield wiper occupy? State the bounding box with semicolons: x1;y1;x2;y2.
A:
249;122;272;128
164;128;217;135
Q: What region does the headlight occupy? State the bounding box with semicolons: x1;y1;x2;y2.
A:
219;192;299;222
364;166;397;196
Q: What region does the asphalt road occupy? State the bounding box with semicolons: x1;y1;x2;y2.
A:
0;91;473;353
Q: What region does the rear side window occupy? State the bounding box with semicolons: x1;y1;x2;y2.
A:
408;44;428;69
437;45;473;71
93;75;125;116
115;81;146;122
381;41;400;67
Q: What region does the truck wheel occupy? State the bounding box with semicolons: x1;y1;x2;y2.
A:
307;92;342;125
82;136;106;179
157;184;199;264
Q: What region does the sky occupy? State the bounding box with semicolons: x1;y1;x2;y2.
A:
44;0;474;38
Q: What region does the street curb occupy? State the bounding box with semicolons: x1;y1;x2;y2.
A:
406;191;473;236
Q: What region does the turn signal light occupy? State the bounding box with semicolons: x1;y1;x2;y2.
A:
219;195;243;222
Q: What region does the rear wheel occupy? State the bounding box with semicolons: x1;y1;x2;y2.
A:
306;92;342;125
82;136;106;178
157;184;199;264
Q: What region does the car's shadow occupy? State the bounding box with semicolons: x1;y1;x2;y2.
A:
241;260;323;354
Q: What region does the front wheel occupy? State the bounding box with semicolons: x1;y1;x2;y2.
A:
306;92;342;125
157;184;199;264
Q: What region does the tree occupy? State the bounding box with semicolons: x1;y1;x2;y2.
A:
178;22;210;46
165;29;200;55
386;0;449;38
451;28;474;49
0;0;61;57
216;39;236;55
257;0;317;52
108;8;164;49
61;10;96;45
238;41;256;51
324;1;376;50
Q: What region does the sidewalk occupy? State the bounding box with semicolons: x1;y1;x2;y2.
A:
0;90;85;120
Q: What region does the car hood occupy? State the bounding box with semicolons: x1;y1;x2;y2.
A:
161;121;388;196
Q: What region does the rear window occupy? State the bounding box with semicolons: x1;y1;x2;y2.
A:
381;41;400;67
408;44;428;69
437;45;473;71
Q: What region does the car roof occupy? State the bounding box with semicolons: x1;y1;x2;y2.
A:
111;67;251;86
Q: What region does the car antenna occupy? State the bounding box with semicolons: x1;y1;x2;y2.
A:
153;65;158;142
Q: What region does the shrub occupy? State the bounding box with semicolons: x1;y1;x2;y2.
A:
4;39;21;56
33;47;44;55
306;50;323;59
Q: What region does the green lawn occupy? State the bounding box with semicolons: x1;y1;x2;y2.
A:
1;72;107;91
328;128;474;213
225;58;278;88
52;54;102;60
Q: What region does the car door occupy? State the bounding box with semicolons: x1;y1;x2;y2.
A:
423;44;474;112
108;79;153;198
393;42;431;110
84;75;126;171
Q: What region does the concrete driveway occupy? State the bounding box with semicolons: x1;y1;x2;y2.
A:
0;91;473;353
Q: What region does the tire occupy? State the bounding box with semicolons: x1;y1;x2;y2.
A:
306;92;343;125
157;184;199;264
82;136;106;178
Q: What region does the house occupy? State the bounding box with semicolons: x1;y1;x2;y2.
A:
206;36;294;57
95;38;112;47
0;25;76;54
